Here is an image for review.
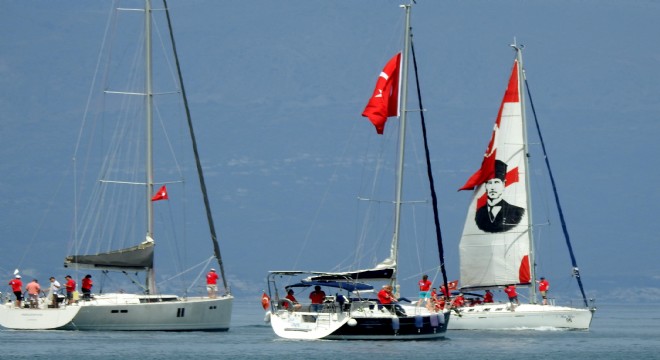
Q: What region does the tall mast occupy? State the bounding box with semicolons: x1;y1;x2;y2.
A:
145;0;156;294
512;41;536;302
391;3;412;286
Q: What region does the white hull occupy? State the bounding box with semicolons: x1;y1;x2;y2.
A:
268;301;449;340
269;310;352;340
0;294;233;331
0;303;80;330
448;302;593;330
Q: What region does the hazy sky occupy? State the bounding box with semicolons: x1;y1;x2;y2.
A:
1;0;658;304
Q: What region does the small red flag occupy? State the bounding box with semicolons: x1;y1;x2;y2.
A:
151;185;168;201
361;52;401;134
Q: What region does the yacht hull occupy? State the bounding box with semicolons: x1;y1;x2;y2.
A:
269;303;449;340
448;303;593;330
0;294;233;331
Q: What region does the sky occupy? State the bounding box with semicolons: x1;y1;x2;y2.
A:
1;0;659;305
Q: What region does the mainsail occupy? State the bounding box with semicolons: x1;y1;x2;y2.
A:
64;239;154;271
458;59;531;290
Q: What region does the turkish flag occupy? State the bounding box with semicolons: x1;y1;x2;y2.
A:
361;52;401;134
151;185;168;201
459;60;520;191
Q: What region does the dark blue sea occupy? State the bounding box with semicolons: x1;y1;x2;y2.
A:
1;300;658;359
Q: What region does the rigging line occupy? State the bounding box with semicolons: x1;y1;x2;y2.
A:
154;256;214;292
295;121;361;271
410;36;450;297
524;77;589;308
16;157;71;268
163;0;229;293
70;1;117;263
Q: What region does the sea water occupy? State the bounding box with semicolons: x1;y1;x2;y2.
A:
1;300;658;360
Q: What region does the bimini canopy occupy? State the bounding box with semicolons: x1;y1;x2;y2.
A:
64;240;154;271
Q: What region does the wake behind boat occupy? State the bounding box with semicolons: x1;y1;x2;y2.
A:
448;43;595;330
264;2;451;340
0;0;232;331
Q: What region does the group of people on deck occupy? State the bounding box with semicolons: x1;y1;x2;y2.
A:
6;274;92;309
416;274;551;312
280;285;326;311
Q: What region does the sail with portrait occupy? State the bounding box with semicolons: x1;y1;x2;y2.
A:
458;60;531;290
448;43;595;330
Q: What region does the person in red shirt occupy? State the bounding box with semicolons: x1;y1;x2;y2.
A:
451;293;465;308
483;289;494;303
378;284;407;316
81;274;93;301
8;275;23;308
64;275;76;305
377;285;395;305
283;289;302;311
417;274;432;307
504;284;520;308
439;284;450;298
537;277;550;305
206;268;219;298
434;296;446;312
308;285;326;312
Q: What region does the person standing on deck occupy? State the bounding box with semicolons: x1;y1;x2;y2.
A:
504;284;520;309
64;275;76;305
537;277;550;305
25;279;41;308
48;277;61;308
417;274;432;307
206;268;219;298
8;275;23;309
309;285;326;312
81;275;93;300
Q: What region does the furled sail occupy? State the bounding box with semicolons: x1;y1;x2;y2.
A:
307;268;395;282
64;239;154;271
458;59;531;290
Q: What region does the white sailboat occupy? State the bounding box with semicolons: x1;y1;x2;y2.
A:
0;0;233;331
448;43;595;330
264;3;451;340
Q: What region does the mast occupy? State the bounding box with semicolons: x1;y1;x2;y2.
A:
391;3;412;286
145;0;156;294
512;41;537;302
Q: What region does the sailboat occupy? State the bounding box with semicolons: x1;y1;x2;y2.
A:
0;0;233;331
448;43;595;330
264;3;451;340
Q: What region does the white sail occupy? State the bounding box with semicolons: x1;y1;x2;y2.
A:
459;60;532;290
449;48;595;330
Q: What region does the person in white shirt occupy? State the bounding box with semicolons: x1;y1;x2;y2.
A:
48;277;61;308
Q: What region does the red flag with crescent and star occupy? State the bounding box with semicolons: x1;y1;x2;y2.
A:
151;185;169;201
361;52;401;134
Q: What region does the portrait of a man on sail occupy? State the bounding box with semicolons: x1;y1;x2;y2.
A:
474;159;525;233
